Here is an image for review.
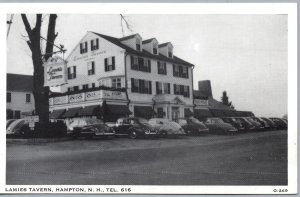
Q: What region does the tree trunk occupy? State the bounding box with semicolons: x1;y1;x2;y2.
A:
21;14;58;126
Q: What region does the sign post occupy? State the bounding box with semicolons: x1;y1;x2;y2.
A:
24;115;39;130
43;56;67;87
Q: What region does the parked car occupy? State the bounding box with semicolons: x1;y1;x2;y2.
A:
69;118;115;139
269;118;287;129
114;117;158;139
221;117;245;132
260;117;278;129
245;117;264;131
251;117;271;130
6;119;27;136
203;117;238;135
177;117;209;135
148;118;185;137
234;117;256;132
6;119;16;129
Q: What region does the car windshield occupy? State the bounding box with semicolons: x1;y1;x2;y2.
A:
85;119;104;125
210;118;224;124
189;117;202;124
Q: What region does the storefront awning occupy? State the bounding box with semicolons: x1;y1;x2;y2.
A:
184;108;194;117
49;109;66;119
62;107;82;118
106;104;132;115
134;106;153;119
194;108;213;119
78;105;102;117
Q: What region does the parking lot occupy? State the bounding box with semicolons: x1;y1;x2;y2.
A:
6;130;287;185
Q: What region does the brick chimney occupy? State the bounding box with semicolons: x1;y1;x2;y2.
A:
198;80;213;98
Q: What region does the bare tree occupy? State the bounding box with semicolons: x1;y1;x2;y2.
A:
21;14;58;125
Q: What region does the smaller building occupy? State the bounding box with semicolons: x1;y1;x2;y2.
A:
193;80;254;120
6;73;35;119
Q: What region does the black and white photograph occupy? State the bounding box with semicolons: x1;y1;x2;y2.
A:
3;3;298;195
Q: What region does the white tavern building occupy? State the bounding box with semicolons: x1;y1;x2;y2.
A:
49;32;195;122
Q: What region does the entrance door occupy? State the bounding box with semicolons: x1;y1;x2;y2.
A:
171;107;180;121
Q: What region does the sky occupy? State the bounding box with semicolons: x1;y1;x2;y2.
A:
6;14;287;117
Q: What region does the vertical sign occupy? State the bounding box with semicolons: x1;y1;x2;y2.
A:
43;56;67;87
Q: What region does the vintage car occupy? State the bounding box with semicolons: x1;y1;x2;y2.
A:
148;118;185;137
269;118;287;129
6;119;16;129
177;117;209;135
221;117;245;132
251;117;271;130
235;117;256;132
69;118;115;139
244;117;264;131
6;119;27;136
260;117;278;129
204;117;238;135
114;117;158;139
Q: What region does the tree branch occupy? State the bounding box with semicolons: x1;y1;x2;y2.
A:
36;14;42;30
21;14;32;38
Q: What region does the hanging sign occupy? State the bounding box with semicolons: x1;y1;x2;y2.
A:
43;56;67;87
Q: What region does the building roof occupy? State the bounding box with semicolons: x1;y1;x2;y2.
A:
92;32;194;67
142;38;155;44
119;34;139;41
193;90;209;99
7;73;33;92
208;97;233;110
158;42;171;48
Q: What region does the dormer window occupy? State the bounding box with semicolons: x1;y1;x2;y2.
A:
136;37;141;51
168;46;173;58
153;42;158;55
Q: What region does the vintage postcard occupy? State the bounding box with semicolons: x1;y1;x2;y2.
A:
1;3;298;195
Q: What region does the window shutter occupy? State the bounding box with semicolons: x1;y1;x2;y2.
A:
156;82;159;94
74;66;76;78
173;64;175;76
67;67;71;75
96;38;99;48
149;81;152;94
186;67;189;78
104;58;108;71
131;56;134;69
164;63;167;74
112;56;115;70
90;40;93;50
187;86;190;97
92;62;95;74
85;42;88;51
148;60;151;72
173;84;176;94
131;78;134;92
167;83;170;94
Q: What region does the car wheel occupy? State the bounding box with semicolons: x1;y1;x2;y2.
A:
129;130;138;139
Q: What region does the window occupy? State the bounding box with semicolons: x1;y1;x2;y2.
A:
131;56;151;72
173;64;189;78
80;41;88;54
174;84;190;97
7;92;11;103
91;83;95;88
91;38;99;51
156;82;163;94
157;61;167;75
136;37;141;51
68;66;76;79
156;82;170;95
168;46;173;58
163;83;171;94
73;86;79;91
68;87;73;92
104;56;115;72
14;110;21;119
153;42;158;55
112;78;121;89
26;94;31;103
87;61;95;75
131;78;152;94
157;108;164;118
82;84;88;90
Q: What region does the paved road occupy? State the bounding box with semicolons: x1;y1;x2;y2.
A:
6;130;287;185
